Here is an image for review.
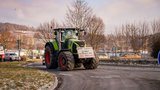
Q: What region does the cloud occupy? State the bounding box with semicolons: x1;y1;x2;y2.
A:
134;0;160;6
96;0;160;34
101;0;160;19
0;0;72;26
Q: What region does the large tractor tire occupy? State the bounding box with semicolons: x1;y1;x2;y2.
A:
83;58;98;69
45;45;58;69
58;51;75;71
74;63;82;68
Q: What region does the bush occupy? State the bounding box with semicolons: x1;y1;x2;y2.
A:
21;56;27;61
151;38;160;58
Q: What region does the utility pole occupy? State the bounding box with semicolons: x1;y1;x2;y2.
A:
17;40;21;60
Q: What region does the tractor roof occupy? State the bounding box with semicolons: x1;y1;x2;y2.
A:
54;28;84;31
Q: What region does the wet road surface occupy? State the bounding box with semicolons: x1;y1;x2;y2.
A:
28;63;160;90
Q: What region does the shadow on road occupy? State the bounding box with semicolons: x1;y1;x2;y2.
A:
26;62;94;73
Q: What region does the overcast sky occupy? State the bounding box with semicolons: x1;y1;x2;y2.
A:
0;0;160;34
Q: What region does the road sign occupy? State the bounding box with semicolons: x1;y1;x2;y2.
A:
77;47;95;58
158;51;160;65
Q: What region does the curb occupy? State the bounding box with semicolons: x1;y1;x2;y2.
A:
24;63;59;90
49;76;58;90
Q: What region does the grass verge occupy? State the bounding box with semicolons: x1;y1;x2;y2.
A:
0;61;54;90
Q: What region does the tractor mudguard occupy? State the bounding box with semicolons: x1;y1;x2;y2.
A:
45;41;59;51
52;40;59;51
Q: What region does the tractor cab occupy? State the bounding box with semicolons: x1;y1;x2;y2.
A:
54;28;84;50
54;28;78;41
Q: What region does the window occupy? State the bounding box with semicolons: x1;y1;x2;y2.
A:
10;53;17;56
62;30;78;41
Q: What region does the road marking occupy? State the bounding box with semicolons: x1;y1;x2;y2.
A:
90;75;120;79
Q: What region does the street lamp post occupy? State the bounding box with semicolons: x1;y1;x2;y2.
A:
17;39;21;61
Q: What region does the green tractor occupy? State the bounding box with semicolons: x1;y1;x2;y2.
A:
44;28;99;71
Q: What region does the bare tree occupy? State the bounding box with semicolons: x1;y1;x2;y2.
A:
138;22;149;52
150;19;160;47
120;24;142;52
20;35;34;49
105;34;115;50
36;19;58;43
113;21;150;53
66;0;92;30
66;0;106;50
150;19;160;58
112;27;125;52
151;19;160;34
0;24;16;50
85;15;105;50
0;31;16;50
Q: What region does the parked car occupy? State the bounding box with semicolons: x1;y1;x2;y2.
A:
0;45;5;61
97;53;110;60
4;52;21;61
119;53;142;59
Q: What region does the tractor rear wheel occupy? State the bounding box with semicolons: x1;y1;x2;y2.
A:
45;45;58;69
58;51;75;71
83;58;98;69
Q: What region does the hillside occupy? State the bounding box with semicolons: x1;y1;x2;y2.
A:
0;22;35;32
0;22;43;50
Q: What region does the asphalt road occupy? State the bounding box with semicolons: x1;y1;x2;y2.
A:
28;63;160;90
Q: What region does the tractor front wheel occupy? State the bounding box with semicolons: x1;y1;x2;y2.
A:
74;63;82;68
83;58;98;69
58;51;75;71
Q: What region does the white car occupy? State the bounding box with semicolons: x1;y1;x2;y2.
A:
5;53;20;61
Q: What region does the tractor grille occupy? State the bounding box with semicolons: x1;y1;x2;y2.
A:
72;41;85;53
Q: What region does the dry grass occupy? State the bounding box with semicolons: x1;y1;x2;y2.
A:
0;61;54;90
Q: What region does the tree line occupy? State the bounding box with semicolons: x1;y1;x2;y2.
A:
107;19;160;58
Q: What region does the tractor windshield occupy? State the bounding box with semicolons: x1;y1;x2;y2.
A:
62;30;78;41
